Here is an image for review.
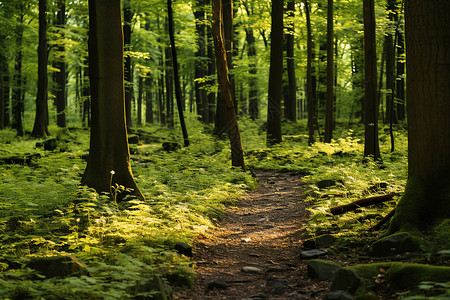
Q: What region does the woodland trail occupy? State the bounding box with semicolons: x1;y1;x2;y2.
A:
173;171;331;300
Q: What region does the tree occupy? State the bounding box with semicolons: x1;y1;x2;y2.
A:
266;0;284;146
362;0;381;161
285;0;296;122
304;0;315;146
388;0;450;233
211;0;245;169
31;0;50;138
167;0;189;146
81;0;143;200
123;0;134;129
55;0;67;128
324;0;334;143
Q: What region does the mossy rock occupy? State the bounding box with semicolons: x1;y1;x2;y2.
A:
330;262;450;299
371;232;419;257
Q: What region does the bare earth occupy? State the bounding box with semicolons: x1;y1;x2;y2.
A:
173;171;331;300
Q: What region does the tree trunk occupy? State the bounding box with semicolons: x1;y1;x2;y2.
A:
389;0;450;233
267;0;284;146
167;0;189;146
55;0;67;128
396;30;405;121
12;17;24;137
123;0;133;129
211;0;245;170
385;0;397;125
363;0;381;161
285;0;296;122
193;0;208;122
324;0;334;143
304;0;315;146
137;75;143;126
145;76;154;124
82;0;143;200
31;0;50;138
165;45;174;128
0;41;7;130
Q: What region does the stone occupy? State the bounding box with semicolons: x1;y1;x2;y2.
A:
25;256;88;279
323;290;354;300
300;249;327;259
307;259;342;281
174;242;193;258
40;138;59;151
303;234;337;249
128;134;140;144
330;268;360;293
162;142;181;152
207;279;228;290
242;266;264;274
371;232;418;257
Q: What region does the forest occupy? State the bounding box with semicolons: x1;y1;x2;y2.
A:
0;0;449;299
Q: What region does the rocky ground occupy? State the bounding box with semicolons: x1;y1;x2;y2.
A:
173;171;333;300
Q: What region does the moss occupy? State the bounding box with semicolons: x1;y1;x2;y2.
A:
337;262;450;299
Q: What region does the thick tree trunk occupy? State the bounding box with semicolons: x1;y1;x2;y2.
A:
324;0;334;143
385;0;397;125
389;0;450;233
363;0;381;161
211;0;245;170
266;0;284;146
285;0;296;122
31;0;50;138
82;0;143;200
304;0;315;145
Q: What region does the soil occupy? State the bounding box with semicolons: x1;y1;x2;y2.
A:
173;171;332;300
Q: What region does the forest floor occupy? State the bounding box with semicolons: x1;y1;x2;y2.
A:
173;170;331;300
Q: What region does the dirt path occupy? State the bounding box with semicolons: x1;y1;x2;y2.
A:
173;171;331;300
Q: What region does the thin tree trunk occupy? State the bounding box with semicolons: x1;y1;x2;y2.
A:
285;0;296;122
12;9;24;136
55;0;67;128
304;0;315;145
167;0;189;146
165;45;174;128
137;75;143;126
363;0;381;161
267;0;284;146
211;0;245;170
145;76;154;124
31;0;50;138
324;0;334;142
123;0;133;129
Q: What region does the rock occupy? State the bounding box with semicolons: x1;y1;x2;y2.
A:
25;256;88;279
207;279;228;290
242;266;264;274
174;242;193;258
317;180;343;189
303;234;337;249
300;249;327;259
330;268;360;293
371;232;418;257
162;142;181;152
36;138;59;151
307;259;342;281
128;134;140;144
323;290;354;300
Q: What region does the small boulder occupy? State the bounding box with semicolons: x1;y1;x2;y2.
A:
128;134;140;144
174;242;193;258
317;180;343;189
300;249;327;259
371;232;418;257
242;266;264;274
307;259;342;281
36;138;59;151
330;268;360;293
207;279;228;290
303;234;337;249
25;256;88;279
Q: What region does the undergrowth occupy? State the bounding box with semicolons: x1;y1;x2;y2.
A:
1;117;446;299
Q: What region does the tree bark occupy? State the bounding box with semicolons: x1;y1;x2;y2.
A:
304;0;315;146
324;0;334;143
193;0;208;122
330;193;396;215
123;0;133;129
363;0;381;161
55;0;67;128
82;0;143;200
389;0;450;233
31;0;50;138
285;0;296;122
167;0;189;146
211;0;245;170
266;0;284;146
